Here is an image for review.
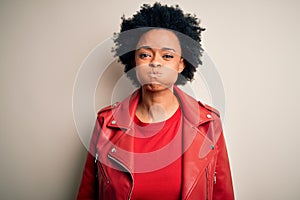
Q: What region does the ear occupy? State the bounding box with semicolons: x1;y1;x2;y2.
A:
178;58;185;73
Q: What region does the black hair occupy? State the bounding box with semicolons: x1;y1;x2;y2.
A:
114;2;205;85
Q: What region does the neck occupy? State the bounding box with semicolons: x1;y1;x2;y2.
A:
136;86;179;123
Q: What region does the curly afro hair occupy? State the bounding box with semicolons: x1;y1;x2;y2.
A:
113;2;205;85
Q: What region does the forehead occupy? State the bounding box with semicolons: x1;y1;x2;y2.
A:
136;29;181;52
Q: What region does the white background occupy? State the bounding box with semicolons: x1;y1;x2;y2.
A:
1;0;300;199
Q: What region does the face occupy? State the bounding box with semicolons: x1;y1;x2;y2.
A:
134;29;185;91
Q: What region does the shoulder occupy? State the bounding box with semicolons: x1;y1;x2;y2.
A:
200;102;220;117
198;101;221;119
197;101;224;138
97;102;120;117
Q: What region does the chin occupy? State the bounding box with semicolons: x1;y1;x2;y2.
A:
143;83;173;92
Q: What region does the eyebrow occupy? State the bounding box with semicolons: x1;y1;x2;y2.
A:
136;45;176;52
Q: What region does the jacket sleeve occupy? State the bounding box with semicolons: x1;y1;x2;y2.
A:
77;118;102;200
213;132;235;200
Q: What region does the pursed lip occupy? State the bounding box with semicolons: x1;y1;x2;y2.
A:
147;71;162;77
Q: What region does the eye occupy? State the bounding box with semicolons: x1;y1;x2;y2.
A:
163;54;174;59
139;53;151;59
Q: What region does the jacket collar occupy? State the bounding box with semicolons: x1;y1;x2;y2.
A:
107;85;214;130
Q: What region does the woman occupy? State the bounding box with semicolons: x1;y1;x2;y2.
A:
77;3;234;200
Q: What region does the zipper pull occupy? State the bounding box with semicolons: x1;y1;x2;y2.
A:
95;153;98;163
214;172;217;184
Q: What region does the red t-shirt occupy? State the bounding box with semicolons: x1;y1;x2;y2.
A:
131;107;182;200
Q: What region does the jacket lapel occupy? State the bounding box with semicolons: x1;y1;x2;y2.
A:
173;86;217;199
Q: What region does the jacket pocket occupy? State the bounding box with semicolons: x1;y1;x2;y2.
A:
97;161;110;185
205;152;218;200
205;167;209;200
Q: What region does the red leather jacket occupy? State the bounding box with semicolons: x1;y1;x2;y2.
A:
77;86;234;200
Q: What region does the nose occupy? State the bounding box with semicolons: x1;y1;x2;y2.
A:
149;62;161;68
149;53;161;68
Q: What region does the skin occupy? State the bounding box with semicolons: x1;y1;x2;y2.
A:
134;29;185;123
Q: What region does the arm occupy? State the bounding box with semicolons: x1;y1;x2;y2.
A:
213;132;235;200
77;118;102;200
